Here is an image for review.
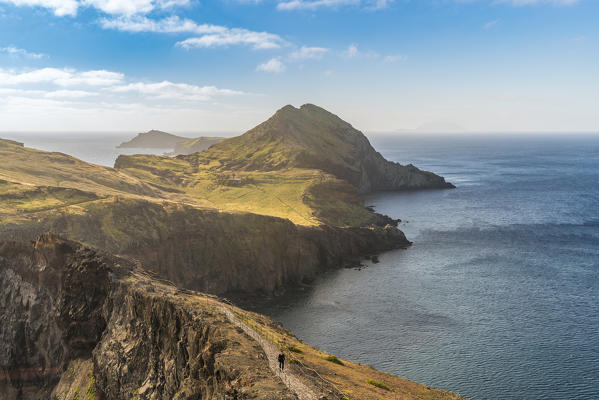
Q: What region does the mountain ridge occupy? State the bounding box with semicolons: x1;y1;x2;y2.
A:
191;104;454;193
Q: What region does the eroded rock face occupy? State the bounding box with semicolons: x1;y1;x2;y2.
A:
0;236;297;399
0;236;110;399
1;201;410;297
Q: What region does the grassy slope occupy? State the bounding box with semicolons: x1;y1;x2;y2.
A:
0;138;372;227
116;152;373;226
112;104;388;226
0;139;159;198
0;179;101;214
122;266;466;400
185;104;364;174
173;136;225;154
223;302;466;400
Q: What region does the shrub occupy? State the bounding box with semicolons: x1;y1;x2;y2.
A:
367;379;390;391
287;345;303;354
324;355;344;365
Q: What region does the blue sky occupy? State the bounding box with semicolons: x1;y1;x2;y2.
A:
0;0;597;133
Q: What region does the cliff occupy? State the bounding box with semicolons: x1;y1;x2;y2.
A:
0;236;465;400
117;130;190;149
0;104;448;296
0;236;298;399
0;198;409;296
0;137;408;296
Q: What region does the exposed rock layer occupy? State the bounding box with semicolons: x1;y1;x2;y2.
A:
0;235;298;400
1;199;410;296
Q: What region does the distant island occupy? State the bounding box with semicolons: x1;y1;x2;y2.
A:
117;129;226;155
117;129;191;149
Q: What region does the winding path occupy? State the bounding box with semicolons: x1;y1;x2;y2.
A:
219;306;320;400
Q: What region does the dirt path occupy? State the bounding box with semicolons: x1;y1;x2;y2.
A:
219;306;320;400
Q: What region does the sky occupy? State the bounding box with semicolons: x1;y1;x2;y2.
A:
0;0;597;133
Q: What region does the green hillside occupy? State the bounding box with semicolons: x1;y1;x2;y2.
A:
181;104;454;193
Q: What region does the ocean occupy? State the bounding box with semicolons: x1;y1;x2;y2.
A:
0;132;184;167
252;134;599;400
3;132;598;400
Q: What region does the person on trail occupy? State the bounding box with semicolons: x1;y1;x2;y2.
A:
278;352;285;371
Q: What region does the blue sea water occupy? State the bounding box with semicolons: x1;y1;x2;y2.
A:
0;132;178;166
3;132;599;399
251;134;599;400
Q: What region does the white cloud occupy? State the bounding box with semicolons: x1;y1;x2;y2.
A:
110;80;244;101
177;29;284;50
99;15;223;34
0;65;249;132
276;0;392;10
383;54;405;63
83;0;155;15
0;68;124;86
0;46;45;59
155;0;188;8
483;19;499;29
289;46;328;60
343;44;359;58
0;0;79;16
101;16;285;50
256;58;286;73
0;0;190;16
60;70;125;86
0;67;243;104
44;89;98;98
340;43;383;59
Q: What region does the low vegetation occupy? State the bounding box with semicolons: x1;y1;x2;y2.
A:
325;355;345;366
228;305;465;400
367;379;390;391
286;345;304;354
0;137;375;228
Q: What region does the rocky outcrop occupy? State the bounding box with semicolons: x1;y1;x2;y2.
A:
0;235;112;399
0;199;410;297
289;105;454;193
0;236;298;399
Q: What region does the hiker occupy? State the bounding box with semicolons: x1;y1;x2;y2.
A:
278;352;285;371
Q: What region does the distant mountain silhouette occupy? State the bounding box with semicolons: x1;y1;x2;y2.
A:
117;130;190;149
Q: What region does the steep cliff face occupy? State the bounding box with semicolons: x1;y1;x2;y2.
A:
0;235;112;399
0;236;298;400
0;199;409;296
0;237;465;400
